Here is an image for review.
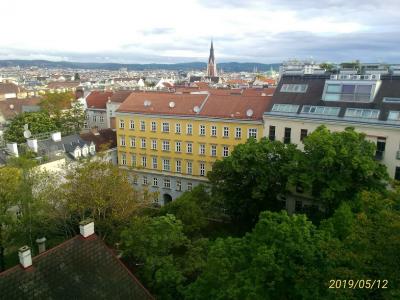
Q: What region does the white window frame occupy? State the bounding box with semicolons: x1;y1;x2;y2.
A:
130;120;135;130
187;161;192;174
175;141;181;152
211;145;217;157
141;138;146;149
187;142;193;154
152;157;158;169
119;119;125;129
187;124;193;135
235;127;242;139
223;146;229;157
199;144;206;155
248;128;257;139
162;159;170;171
176;160;182;173
162;140;170;151
151;139;157;150
151;121;157;132
162;122;170;133
130;137;136;148
140;120;146;131
199;125;206;136
223;127;229;137
175;123;181;134
211;125;217;137
141;156;147;168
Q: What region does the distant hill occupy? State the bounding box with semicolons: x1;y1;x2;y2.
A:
0;60;280;72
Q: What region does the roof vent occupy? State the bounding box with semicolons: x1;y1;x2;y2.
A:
246;109;254;117
193;106;200;113
79;219;95;238
169;101;175;108
18;245;32;269
144;100;151;107
9;104;14;110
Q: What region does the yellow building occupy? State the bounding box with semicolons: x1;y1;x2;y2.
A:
116;92;271;204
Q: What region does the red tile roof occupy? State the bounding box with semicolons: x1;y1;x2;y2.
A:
0;97;42;120
86;91;114;109
200;94;272;120
241;87;276;96
0;82;23;94
117;92;208;116
46;81;80;89
110;90;133;103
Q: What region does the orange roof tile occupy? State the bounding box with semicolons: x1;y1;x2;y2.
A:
86;91;114;109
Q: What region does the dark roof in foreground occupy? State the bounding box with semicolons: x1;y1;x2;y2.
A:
0;235;153;300
80;128;117;150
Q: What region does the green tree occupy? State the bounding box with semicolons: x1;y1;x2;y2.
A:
320;62;335;72
4;112;58;143
39;92;74;116
295;126;388;215
208;138;299;231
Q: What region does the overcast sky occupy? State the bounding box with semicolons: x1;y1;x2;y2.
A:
1;0;399;64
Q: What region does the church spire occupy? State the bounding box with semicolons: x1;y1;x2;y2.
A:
207;40;217;77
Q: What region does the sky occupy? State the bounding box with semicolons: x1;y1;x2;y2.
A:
1;0;400;64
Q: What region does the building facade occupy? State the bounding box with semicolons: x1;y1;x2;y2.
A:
263;73;400;181
116;92;271;205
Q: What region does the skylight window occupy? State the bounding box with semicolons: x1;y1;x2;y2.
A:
271;104;299;113
383;97;400;103
280;84;308;93
323;83;373;102
344;108;380;119
301;105;340;116
388;111;400;120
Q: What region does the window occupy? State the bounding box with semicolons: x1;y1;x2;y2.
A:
141;138;146;148
344;108;380;119
383;97;400;103
164;179;171;189
130;120;135;129
280;84;308;93
187;124;193;135
223;146;229;157
85;113;89;120
395;167;400;180
176;180;182;191
200;162;205;176
284;128;291;144
375;138;386;160
187;142;193;154
119;119;125;129
143;176;148;185
300;129;308;142
162;122;170;132
235;127;242;139
162;159;170;171
295;200;303;212
130;137;136;148
153;177;158;187
187;182;193;191
199;125;206;136
301;105;340;116
152;157;158;169
176;160;182;173
93;115;97;122
141;156;147;168
175;123;181;133
388;111;400;121
199;144;205;155
269;126;276;141
131;154;136;167
140;120;145;131
162;140;170;151
151;139;157;150
120;136;126;146
271;104;299;113
223;127;229;137
121;153;126;165
211;145;217;157
324;83;373;102
248;128;257;139
133;176;138;185
187;161;192;174
151;121;157;132
211;125;217;137
99;115;104;123
175;141;181;152
83;121;88;129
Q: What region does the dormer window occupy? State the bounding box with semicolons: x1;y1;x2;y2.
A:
271;104;299;113
323;83;374;102
344;108;380;119
280;84;308;93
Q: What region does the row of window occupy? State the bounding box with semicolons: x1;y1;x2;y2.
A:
119;138;230;157
120;154;210;176
133;176;193;191
119;120;257;138
268;126;307;144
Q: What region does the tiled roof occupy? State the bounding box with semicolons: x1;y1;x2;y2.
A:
46;81;80;89
117;92;208;116
0;235;153;300
200;94;272;120
110;90;133;103
80;129;117;150
0;97;42;120
86;91;114;109
0;82;23;94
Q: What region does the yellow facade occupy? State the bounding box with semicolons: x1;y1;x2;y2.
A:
116;113;263;179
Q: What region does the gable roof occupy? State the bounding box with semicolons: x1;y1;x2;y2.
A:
80;129;117;151
0;235;153;299
86;91;114;109
110;90;133;103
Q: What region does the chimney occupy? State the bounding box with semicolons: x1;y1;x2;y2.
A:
18;246;32;269
6;143;19;157
27;139;38;153
51;132;62;142
79;219;94;238
36;237;46;254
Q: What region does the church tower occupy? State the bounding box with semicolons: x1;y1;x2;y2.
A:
206;40;217;77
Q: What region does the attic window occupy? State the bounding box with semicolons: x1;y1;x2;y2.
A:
344;108;380;119
383;97;400;103
388;111;400;120
280;84;308;93
301;105;340;116
271;104;299;113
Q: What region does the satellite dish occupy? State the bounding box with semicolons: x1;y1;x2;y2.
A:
169;101;175;108
193;106;200;113
144;100;151;107
246;109;254;117
23;129;32;139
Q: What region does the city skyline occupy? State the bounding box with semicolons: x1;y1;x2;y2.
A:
1;0;400;64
